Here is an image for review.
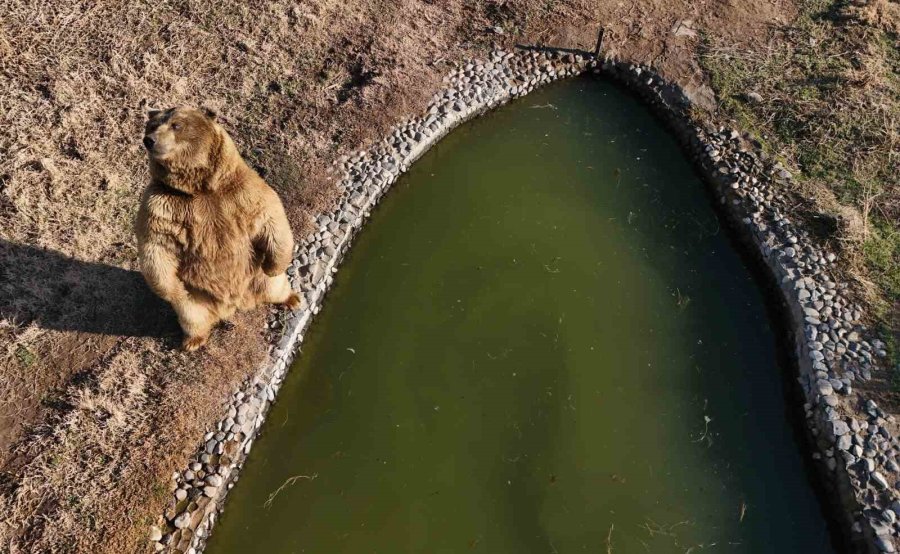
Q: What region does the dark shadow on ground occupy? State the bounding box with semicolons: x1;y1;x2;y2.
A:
0;240;178;337
515;43;594;57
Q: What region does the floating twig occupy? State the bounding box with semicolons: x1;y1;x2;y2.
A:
264;473;318;509
693;415;713;446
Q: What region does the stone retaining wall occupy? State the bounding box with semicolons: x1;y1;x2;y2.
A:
151;48;896;554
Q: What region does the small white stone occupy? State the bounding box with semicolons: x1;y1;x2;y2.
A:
148;526;162;542
174;512;191;529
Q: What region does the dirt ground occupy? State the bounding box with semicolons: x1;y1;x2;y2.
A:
0;0;894;552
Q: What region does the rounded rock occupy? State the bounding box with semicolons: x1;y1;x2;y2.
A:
816;379;834;396
173;512;191;529
148;526;163;542
872;471;890;489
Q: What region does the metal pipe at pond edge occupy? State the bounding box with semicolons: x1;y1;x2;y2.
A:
150;47;896;554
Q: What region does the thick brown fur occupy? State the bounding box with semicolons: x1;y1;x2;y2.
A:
136;107;300;350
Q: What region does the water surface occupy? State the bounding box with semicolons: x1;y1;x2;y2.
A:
207;78;836;553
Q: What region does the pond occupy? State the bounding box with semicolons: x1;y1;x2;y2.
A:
206;77;837;553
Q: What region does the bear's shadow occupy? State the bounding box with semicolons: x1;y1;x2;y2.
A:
0;240;179;338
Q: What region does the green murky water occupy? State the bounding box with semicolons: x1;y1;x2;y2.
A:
206;78;836;553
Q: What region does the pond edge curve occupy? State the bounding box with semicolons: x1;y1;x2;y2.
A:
152;48;896;554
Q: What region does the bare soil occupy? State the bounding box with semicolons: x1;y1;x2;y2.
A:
2;0;892;552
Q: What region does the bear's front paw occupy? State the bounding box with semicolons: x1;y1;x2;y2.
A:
182;334;209;352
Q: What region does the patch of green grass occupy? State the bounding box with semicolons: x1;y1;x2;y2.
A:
151;481;168;502
15;344;35;368
863;218;900;304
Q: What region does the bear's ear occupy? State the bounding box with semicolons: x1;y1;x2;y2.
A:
201;107;218;121
147;109;162;121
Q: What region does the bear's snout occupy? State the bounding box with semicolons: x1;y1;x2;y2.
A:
143;136;155;150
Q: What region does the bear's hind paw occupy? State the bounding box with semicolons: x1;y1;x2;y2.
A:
283;293;302;311
182;335;209;352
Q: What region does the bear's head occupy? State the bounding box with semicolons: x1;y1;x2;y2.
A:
143;107;237;194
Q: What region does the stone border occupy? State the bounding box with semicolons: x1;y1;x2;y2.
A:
151;49;895;554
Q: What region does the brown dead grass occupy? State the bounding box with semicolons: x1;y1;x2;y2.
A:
0;312;265;553
0;0;797;551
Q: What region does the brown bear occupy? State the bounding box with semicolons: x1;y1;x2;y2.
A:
136;107;300;351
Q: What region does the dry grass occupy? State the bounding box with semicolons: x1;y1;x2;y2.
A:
0;0;804;551
0;314;266;553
